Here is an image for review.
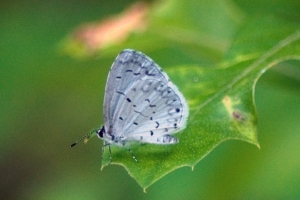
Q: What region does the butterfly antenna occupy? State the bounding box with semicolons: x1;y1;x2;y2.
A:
70;129;98;148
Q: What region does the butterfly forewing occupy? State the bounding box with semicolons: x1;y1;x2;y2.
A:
104;50;168;134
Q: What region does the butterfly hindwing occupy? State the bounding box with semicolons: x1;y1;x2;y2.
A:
112;79;186;144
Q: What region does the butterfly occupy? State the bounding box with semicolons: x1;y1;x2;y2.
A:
71;49;189;163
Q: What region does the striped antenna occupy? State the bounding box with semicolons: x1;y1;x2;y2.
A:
70;129;98;148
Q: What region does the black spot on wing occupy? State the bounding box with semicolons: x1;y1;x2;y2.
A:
145;98;155;107
145;70;155;76
155;121;159;128
118;60;124;64
166;99;177;105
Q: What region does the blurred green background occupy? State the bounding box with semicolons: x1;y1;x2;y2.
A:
1;0;300;199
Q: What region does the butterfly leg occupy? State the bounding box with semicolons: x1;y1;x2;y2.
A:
126;146;138;163
102;142;113;164
120;140;138;162
101;142;105;161
108;144;112;164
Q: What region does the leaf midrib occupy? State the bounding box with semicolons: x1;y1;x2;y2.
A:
190;30;300;121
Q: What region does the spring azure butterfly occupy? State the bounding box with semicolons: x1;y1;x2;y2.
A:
71;49;189;162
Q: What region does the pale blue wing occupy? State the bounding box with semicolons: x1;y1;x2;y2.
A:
104;50;169;136
103;49;188;144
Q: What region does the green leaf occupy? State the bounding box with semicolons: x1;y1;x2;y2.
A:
233;0;300;22
60;0;243;63
100;16;300;189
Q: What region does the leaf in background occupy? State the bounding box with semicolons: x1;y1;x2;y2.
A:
100;16;300;189
60;0;243;63
60;2;149;58
149;0;244;58
233;0;300;22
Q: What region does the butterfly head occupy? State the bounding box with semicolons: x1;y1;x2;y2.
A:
97;126;105;138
